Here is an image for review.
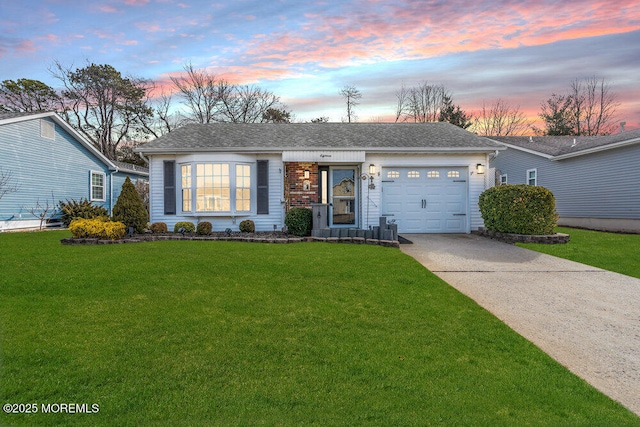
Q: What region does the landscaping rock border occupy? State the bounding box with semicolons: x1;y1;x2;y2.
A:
474;228;570;244
61;232;400;247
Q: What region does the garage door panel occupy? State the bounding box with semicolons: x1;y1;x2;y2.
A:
446;218;464;231
381;167;467;233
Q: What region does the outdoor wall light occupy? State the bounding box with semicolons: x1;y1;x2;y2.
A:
476;164;485;174
304;170;310;179
369;164;376;175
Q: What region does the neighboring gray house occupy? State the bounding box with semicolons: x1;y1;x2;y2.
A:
0;111;148;231
136;122;504;234
489;130;640;232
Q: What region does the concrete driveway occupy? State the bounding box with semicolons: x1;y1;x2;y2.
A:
400;233;640;416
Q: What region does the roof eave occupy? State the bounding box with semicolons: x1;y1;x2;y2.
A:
551;137;640;161
487;140;555;159
136;146;506;155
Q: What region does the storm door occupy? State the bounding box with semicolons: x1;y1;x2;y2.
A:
330;167;357;226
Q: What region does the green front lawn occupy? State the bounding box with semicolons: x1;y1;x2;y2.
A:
518;227;640;279
1;231;638;426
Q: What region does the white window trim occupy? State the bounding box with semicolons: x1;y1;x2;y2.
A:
526;168;537;186
90;171;106;202
500;174;508;185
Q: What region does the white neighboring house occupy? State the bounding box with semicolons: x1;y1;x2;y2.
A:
136;122;505;234
489;129;640;233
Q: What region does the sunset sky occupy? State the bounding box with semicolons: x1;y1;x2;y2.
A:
1;0;639;131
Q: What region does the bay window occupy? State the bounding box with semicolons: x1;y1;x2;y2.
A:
180;162;252;213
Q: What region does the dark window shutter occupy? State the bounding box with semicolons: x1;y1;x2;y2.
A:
163;161;176;215
257;160;269;214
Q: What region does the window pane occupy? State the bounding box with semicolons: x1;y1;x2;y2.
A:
235;164;251;212
91;173;104;200
181;165;192;212
195;163;230;212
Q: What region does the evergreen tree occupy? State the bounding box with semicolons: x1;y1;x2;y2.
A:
112;176;148;233
438;94;473;129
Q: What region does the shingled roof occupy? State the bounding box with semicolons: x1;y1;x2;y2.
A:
489;129;640;159
137;122;504;154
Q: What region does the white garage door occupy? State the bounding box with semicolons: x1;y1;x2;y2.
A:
381;167;468;233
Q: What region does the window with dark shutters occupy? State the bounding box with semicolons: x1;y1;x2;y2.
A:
164;161;176;215
257;160;269;214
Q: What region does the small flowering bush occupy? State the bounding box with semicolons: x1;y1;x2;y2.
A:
69;218;126;240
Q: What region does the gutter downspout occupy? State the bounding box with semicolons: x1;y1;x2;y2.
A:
110;169;117;216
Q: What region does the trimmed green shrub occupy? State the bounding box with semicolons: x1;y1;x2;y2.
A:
285;207;312;236
112;176;148;233
478;184;558;235
239;219;255;233
196;221;212;235
150;222;168;233
174;221;195;233
58;198;108;227
69;218;126;240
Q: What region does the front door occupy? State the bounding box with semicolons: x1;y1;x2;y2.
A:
330;167;357;227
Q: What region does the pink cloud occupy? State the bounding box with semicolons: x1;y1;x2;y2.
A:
239;0;640;72
98;5;119;13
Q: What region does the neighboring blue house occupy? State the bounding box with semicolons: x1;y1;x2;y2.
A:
489;130;640;233
0;111;148;231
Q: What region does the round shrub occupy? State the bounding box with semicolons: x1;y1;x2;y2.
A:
478;184;558;235
239;219;255;233
58;198;108;227
174;221;195;233
150;222;168;233
196;221;212;235
112;176;148;234
284;207;312;236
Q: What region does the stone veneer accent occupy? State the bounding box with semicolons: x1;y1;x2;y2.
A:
284;162;318;210
475;229;570;244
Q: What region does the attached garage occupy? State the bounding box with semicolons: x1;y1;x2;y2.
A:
381;167;468;233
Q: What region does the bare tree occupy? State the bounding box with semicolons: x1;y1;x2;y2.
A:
394;81;449;123
569;77;619;135
149;90;182;136
0;167;19;200
26;192;56;230
472;98;529;136
170;63;221;124
340;85;362;123
171;63;288;124
394;83;410;122
219;84;281;123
